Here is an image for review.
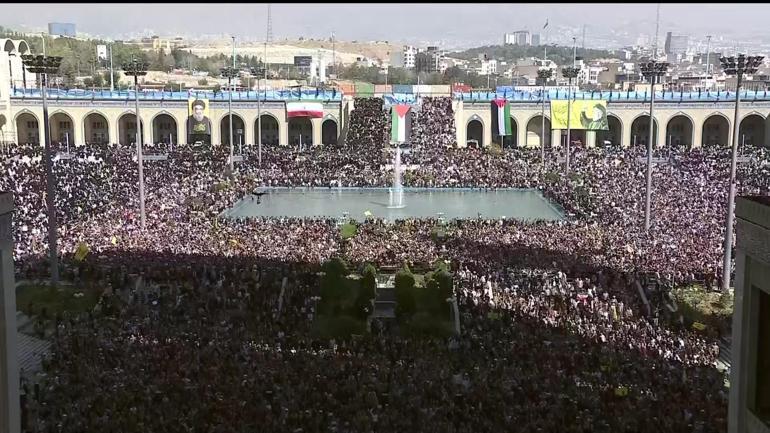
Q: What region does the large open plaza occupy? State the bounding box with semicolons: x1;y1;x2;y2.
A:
1;3;770;433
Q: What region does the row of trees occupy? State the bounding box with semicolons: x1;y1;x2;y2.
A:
452;43;616;66
334;64;503;88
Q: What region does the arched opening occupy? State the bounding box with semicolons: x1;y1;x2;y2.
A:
118;113;145;146
49;112;75;146
596;115;622;146
630;115;659;147
3;40;14;53
740;114;766;148
288;117;313;147
17;41;29;54
466;119;483;147
15;112;39;145
152;113;178;145
322;119;338;145
526;115;551;148
0;114;7;145
256;114;279;146
83;112;109;145
702;114;730;147
665;115;693;148
220;114;245;147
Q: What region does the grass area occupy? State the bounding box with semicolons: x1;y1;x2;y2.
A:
672;285;733;335
340;222;358;239
16;284;102;318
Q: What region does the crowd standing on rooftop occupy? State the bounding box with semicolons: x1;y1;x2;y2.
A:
4;97;769;432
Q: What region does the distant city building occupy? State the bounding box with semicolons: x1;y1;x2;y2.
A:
425;46;445;73
504;31;532;46
531;34;540;46
664;32;688;55
403;45;418;69
128;36;186;54
479;58;497;76
48;23;76;38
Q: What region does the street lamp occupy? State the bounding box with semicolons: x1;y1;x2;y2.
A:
639;59;670;234
251;65;266;167
122;57;149;231
21;54;62;284
221;65;239;172
537;68;552;165
720;53;764;291
561;66;579;173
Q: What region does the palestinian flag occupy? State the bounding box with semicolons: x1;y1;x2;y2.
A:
494;99;512;136
391;104;412;143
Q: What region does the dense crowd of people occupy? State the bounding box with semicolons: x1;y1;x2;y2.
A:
410;97;457;148
5;101;770;431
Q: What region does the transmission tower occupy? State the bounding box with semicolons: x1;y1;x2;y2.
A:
266;4;273;43
582;25;586;50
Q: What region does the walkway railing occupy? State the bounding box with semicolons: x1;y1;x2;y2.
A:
12;87;770;103
10;88;343;101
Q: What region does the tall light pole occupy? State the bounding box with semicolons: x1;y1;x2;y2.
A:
639;60;669;234
538;68;552;165
561;66;579;174
705;35;712;79
221;64;239;172
720;54;764;291
109;43;114;92
22;54;62;284
122;57;148;230
252;65;266;167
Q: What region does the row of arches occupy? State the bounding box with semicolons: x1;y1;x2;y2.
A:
12;111;340;147
466;113;768;148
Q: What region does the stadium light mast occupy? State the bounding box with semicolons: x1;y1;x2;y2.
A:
122;56;149;231
251;65;265;167
561;66;579;174
537;68;552;165
22;53;62;284
221;64;239;171
720;54;764;291
639;59;669;234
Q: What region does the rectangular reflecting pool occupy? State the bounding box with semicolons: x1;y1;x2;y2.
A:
222;188;565;221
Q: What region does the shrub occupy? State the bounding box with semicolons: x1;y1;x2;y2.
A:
340;222;358;239
395;264;416;317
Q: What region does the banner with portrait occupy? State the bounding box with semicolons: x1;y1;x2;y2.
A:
187;98;212;143
550;100;609;130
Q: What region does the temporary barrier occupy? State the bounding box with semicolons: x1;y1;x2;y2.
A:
452;83;472;93
355;82;375;97
412;85;431;95
337;83;355;96
429;85;451;95
393;84;413;94
374;84;392;94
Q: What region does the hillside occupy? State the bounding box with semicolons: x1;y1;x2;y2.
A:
451;44;616;65
185;39;399;66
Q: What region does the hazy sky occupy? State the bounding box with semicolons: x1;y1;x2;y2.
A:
1;3;768;47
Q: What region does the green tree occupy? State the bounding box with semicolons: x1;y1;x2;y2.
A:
395;264;416;318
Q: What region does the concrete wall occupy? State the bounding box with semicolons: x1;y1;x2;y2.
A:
5;99;343;147
4;96;770;149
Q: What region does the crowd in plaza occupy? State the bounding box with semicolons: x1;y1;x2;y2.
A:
4;98;770;431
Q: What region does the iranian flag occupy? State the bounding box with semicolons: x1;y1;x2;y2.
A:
494;99;512;136
391;104;412;143
286;102;324;118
